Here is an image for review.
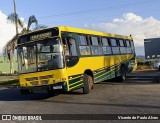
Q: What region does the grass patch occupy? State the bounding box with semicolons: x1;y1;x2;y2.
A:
0;79;19;86
136;60;154;71
137;65;154;70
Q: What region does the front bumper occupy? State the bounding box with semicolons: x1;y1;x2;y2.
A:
20;82;68;94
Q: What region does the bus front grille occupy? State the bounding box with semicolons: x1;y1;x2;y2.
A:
25;77;38;81
25;74;53;86
40;80;49;85
30;81;39;86
39;75;53;79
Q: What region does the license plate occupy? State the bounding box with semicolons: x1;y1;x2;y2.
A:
53;86;63;90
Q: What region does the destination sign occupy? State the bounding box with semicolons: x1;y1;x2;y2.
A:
17;27;59;44
30;32;52;41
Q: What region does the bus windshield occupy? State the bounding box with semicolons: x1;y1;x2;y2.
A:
17;37;64;74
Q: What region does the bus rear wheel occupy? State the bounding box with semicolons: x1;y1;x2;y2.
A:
83;74;93;94
119;66;126;82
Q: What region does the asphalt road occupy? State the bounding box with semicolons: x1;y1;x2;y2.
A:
0;70;160;122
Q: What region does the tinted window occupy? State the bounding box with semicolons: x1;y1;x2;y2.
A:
79;35;87;45
127;47;132;53
119;40;124;47
126;40;130;47
110;38;120;54
110;39;117;46
130;41;135;53
119;39;126;54
130;41;134;47
126;40;132;53
69;38;78;56
78;35;91;56
91;46;102;55
79;46;91;55
120;47;127;54
112;47;120;54
102;47;112;54
91;37;99;45
102;38;109;46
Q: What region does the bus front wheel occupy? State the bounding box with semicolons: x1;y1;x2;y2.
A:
20;88;32;95
83;74;93;94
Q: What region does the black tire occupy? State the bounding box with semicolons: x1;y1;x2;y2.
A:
158;66;160;71
119;66;126;82
83;74;93;94
47;89;56;96
20;89;31;95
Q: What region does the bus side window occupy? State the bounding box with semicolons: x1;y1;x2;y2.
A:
62;36;78;56
68;38;78;56
62;37;70;56
119;39;126;54
98;37;102;46
78;35;91;56
110;38;120;54
62;34;79;67
101;37;112;55
130;40;135;54
126;40;132;54
90;36;102;55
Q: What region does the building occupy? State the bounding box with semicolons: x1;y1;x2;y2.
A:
144;38;160;60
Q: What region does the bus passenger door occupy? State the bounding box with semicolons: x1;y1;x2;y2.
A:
62;34;79;68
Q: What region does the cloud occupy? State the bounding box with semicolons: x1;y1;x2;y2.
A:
0;11;16;53
0;10;25;54
0;10;16;53
84;13;160;55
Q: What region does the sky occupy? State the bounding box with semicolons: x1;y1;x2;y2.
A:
1;0;160;55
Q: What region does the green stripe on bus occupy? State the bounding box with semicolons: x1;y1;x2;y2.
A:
68;58;133;86
94;68;121;83
69;83;84;91
95;71;111;82
69;80;83;88
69;77;81;85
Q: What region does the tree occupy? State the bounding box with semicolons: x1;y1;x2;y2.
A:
34;24;47;30
7;13;38;33
3;13;46;74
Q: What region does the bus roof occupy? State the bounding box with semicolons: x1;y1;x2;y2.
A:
18;26;133;40
58;26;133;40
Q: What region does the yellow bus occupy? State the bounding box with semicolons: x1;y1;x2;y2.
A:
17;26;137;95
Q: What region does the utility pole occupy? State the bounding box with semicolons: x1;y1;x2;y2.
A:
9;0;18;74
13;0;18;34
